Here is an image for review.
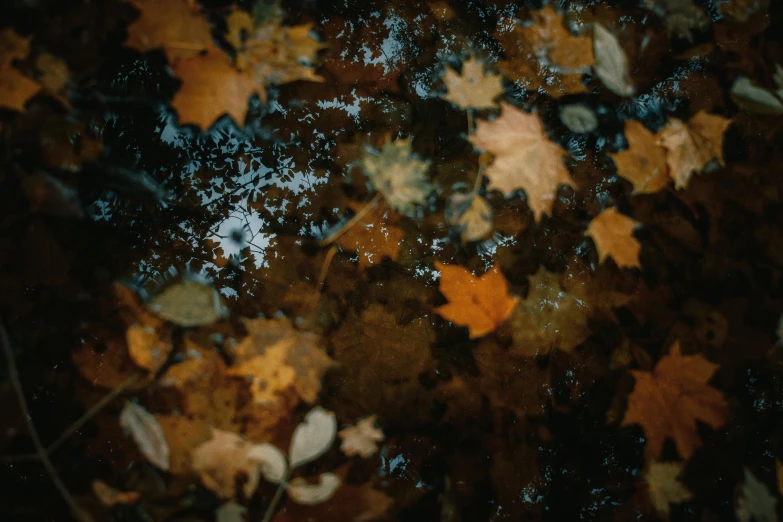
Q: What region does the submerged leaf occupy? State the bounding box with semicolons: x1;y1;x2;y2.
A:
339;416;384;458
446;193;493;244
289;407;337;468
149;280;225;327
592;23;634;97
441;57;504;110
610;120;670;194
119;402;170;470
286;473;342;505
646;461;693;517
735;468;778;522
361;137;433;214
585;207;642;269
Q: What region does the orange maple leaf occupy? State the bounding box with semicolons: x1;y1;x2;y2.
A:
0;28;42;111
124;0;213;63
171;47;261;130
610;120;671;194
336;201;405;268
585;207;642;269
434;262;518;339
469;102;575;221
622;341;728;460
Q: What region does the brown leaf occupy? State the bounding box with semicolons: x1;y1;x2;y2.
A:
610;120;670;194
622;341;728;460
124;0;212;63
646;461;693;517
339;416;384;458
119;402;170;470
434;262;518;339
585;207;642;269
91;480;140;506
73;338;138;389
336;201;405;268
126;322;172;374
469;103;575;221
0;28;41;111
440;57;504;111
149;280;226;327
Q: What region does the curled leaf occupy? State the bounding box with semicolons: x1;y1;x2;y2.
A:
339;416;385;458
286;473;342;505
119;402;170;470
289;407;337;468
247;443;287;484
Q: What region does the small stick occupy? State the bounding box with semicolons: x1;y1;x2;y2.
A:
318;193;381;247
0;320;90;522
315;246;338;296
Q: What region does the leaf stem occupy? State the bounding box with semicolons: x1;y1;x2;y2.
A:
318;193;381;247
261;472;291;522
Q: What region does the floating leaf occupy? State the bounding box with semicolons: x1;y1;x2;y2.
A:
215;501;247;522
610;120;671;194
119;402;170;470
126;323;172;373
585;207;642;269
289;407;337;468
124;0;212;63
286;473;342;505
441;56;504;111
592;23;634;97
361;137;433;214
335;201;405;268
339;416;384;458
646;462;693;517
0;28;42;111
735;468;778;522
446;193;493;244
92;480;140;506
149;280;225;327
560;104;598;133
730;76;783;114
247;443;287;484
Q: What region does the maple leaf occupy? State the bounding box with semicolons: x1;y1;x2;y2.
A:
335;201;405;268
441;57;505;110
446;193;493;244
171;47;261;130
656;110;732;190
339;416;384;458
585;207;642;269
495;6;594;97
434;262;518;339
228;316;335;406
0;28;42;111
469;102;575;221
124;0;213;63
645;461;693;517
35;53;71;109
360;137;433;214
643;0;708;42
610;120;671;194
622;341;728;460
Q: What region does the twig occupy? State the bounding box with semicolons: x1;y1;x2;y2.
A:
318;193;382;247
315;246;338;296
0;320;90;522
261;471;291;522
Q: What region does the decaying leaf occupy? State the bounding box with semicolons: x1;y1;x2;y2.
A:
34;53;70;107
446;192;493;243
289;406;337;468
734;468;778;522
560;104;598;134
622;342;728;460
92;480;140;506
335;201;405;268
495;6;594;97
286;473;342;505
656;111;732;190
469;102;575;221
434;262;518;339
216;501;247;522
361;137;433;214
124;0;212;63
339;416;384;458
119;401;170;470
592;23;634;97
610;120;671;194
646;461;693;517
0;28;42;111
643;0;708;41
440;56;504;110
585;207;642;269
149;280;226;327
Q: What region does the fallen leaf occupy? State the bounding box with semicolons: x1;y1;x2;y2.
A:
0;28;42;111
216;501;247;522
730;76;783;114
124;0;213;63
495;6;594;97
126;323;172;373
585;207;642;269
339;416;384;458
469;102;575;221
560;104;598;134
446;193;493;244
336;201;405;268
643;0;708;41
289;406;337;468
656;110;732;190
777;459;783;496
434;262;518;339
119;401;170;470
735;468;778;522
592;23;634;97
91;480;140;506
646;461;693;517
361;137;433;214
149;280;226;327
72;338;138;389
286;473;342;505
622;341;728;460
35;53;70;108
21;171;84;218
171;48;261;130
248;443;287;484
440;56;504;110
610;120;671;194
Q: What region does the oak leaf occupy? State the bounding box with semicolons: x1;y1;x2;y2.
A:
646;461;693;517
441;57;504;110
339;416;384;458
434;262;518;339
495;6;594;97
585;207;642;269
622;341;728;460
656;110;732;190
361;137;433;214
469;102;575;221
171;48;261;130
335;201;405;268
124;0;212;63
610;120;671;194
0;28;42;111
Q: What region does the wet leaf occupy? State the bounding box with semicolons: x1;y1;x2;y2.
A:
440;57;504;111
730;76;783;114
643;0;708;41
560;104;598;134
126;323;172;373
339;416;384;458
286;473;342;505
0;28;41;111
646;461;693;517
247;443;287;484
592;23;634;97
585;207;642;269
434;262;518;339
149;280;225;327
469;102;575;221
124;0;212;63
361;137;433;214
289;406;337;468
119;401;170;470
610;120;671;194
91;480;140;506
21;172;84;218
446;193;493;244
335;201;405;268
216;501;247;522
735;468;778;522
622;342;728;460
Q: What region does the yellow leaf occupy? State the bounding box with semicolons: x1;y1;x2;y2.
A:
124;0;212;63
336;201;405;268
441;56;504;111
0;29;41;111
610;120;671;194
585;207;642;269
646;461;693;516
